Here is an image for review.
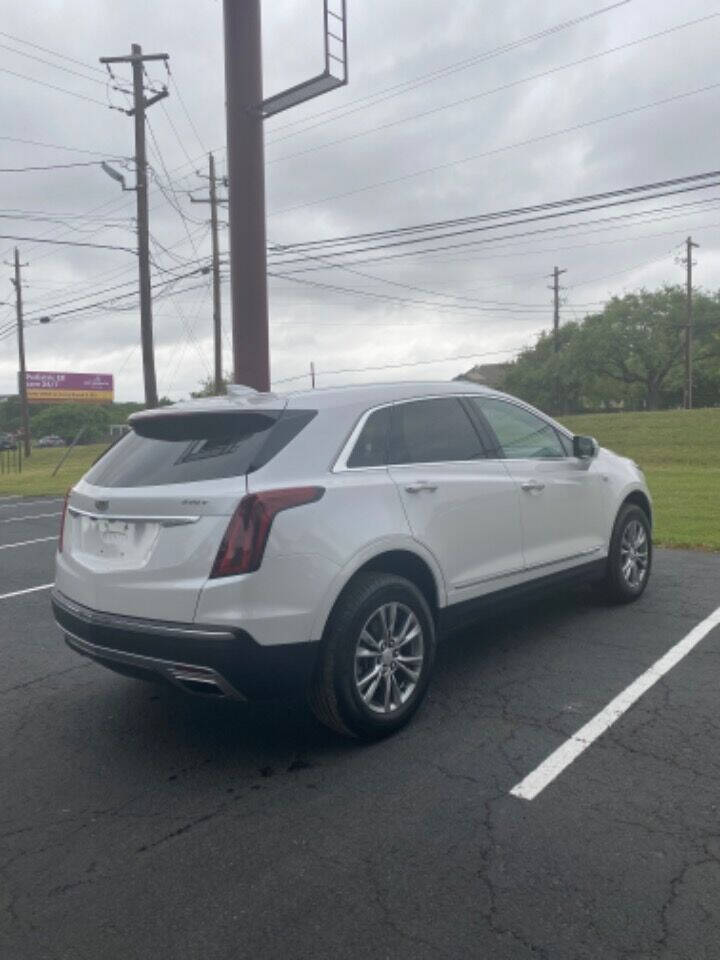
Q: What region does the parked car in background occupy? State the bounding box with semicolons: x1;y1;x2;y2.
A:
36;435;66;448
0;432;17;451
53;382;652;740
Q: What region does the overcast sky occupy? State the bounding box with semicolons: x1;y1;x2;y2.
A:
2;0;720;401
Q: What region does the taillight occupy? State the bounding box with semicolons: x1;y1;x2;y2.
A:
210;486;325;578
58;489;72;553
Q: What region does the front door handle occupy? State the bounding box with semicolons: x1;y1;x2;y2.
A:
405;482;438;494
520;479;546;493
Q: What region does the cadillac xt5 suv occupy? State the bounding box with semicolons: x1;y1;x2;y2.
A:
53;382;652;739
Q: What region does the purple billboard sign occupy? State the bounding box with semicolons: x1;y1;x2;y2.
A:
25;371;114;405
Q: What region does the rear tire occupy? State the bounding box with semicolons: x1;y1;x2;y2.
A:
309;572;436;740
599;504;652;604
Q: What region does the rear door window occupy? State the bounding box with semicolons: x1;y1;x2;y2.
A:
85;409;315;487
389;398;484;464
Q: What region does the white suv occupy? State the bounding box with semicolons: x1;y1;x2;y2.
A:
53;381;652;739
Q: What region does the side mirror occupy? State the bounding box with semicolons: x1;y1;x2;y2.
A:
573;435;599;459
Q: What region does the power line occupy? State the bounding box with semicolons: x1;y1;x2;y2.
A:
267;270;549;316
0;160;110;173
266;0;632;142
0;234;136;253
0;135;117;156
0;29;107;75
271;170;720;256
268;13;720;165
166;63;206;155
0;40;108;86
272;81;720;216
0;66;109;107
273;349;520;385
271;195;720;274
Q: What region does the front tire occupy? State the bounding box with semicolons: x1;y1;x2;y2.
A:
600;504;652;604
309;572;436;740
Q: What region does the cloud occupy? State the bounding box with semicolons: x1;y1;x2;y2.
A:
1;0;719;401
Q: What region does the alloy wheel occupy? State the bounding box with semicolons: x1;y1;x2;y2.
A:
353;602;425;715
620;519;649;588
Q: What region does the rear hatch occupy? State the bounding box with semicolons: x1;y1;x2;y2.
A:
57;399;313;621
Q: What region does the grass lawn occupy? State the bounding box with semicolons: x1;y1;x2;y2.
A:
562;408;720;551
0;444;107;498
1;408;718;550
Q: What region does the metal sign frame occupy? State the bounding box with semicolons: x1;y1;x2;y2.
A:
260;0;348;118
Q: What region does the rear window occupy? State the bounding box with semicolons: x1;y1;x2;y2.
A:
85;409;315;487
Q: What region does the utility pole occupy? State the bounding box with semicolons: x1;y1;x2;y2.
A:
223;0;269;392
100;44;169;408
682;236;699;410
310;361;316;388
190;153;227;394
11;248;31;458
550;266;567;353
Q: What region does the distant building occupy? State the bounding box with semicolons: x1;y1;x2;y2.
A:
454;363;511;390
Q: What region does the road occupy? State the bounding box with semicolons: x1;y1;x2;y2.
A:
1;496;719;960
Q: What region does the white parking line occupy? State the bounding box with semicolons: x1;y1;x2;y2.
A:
0;536;57;551
0;583;54;601
0;495;21;501
510;604;720;801
0;497;63;511
0;512;62;524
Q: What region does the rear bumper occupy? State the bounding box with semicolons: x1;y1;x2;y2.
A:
52;590;320;701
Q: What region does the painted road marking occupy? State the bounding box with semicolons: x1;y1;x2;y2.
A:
511;604;720;801
0;536;57;551
0;497;63;511
0;512;62;524
0;583;54;601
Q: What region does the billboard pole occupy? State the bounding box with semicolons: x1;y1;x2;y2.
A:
222;1;348;391
12;248;31;459
223;0;270;391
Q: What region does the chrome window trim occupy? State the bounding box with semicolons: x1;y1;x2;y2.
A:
332;393;496;473
331;392;579;473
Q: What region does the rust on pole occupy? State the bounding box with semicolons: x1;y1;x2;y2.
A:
223;0;270;392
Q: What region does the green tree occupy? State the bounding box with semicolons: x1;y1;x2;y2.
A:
192;374;230;398
578;287;720;410
503;323;589;414
30;404;112;444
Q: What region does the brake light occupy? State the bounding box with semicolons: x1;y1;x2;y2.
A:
210;486;325;578
58;489;72;553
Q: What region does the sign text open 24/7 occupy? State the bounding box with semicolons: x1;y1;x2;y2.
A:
24;371;114;405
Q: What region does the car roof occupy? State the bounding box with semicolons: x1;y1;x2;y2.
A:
135;381;497;420
282;380;495;409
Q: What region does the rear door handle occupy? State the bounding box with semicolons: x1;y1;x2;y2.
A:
520;480;545;493
405;482;438;494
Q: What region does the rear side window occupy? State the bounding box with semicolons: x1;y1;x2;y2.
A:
85;409;315;487
347;406;391;468
389;398;484;464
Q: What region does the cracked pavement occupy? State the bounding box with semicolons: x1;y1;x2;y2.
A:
1;500;719;959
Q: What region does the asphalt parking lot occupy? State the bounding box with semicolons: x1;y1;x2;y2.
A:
1;496;719;960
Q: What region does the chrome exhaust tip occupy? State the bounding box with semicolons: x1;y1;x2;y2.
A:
167;666;229;698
